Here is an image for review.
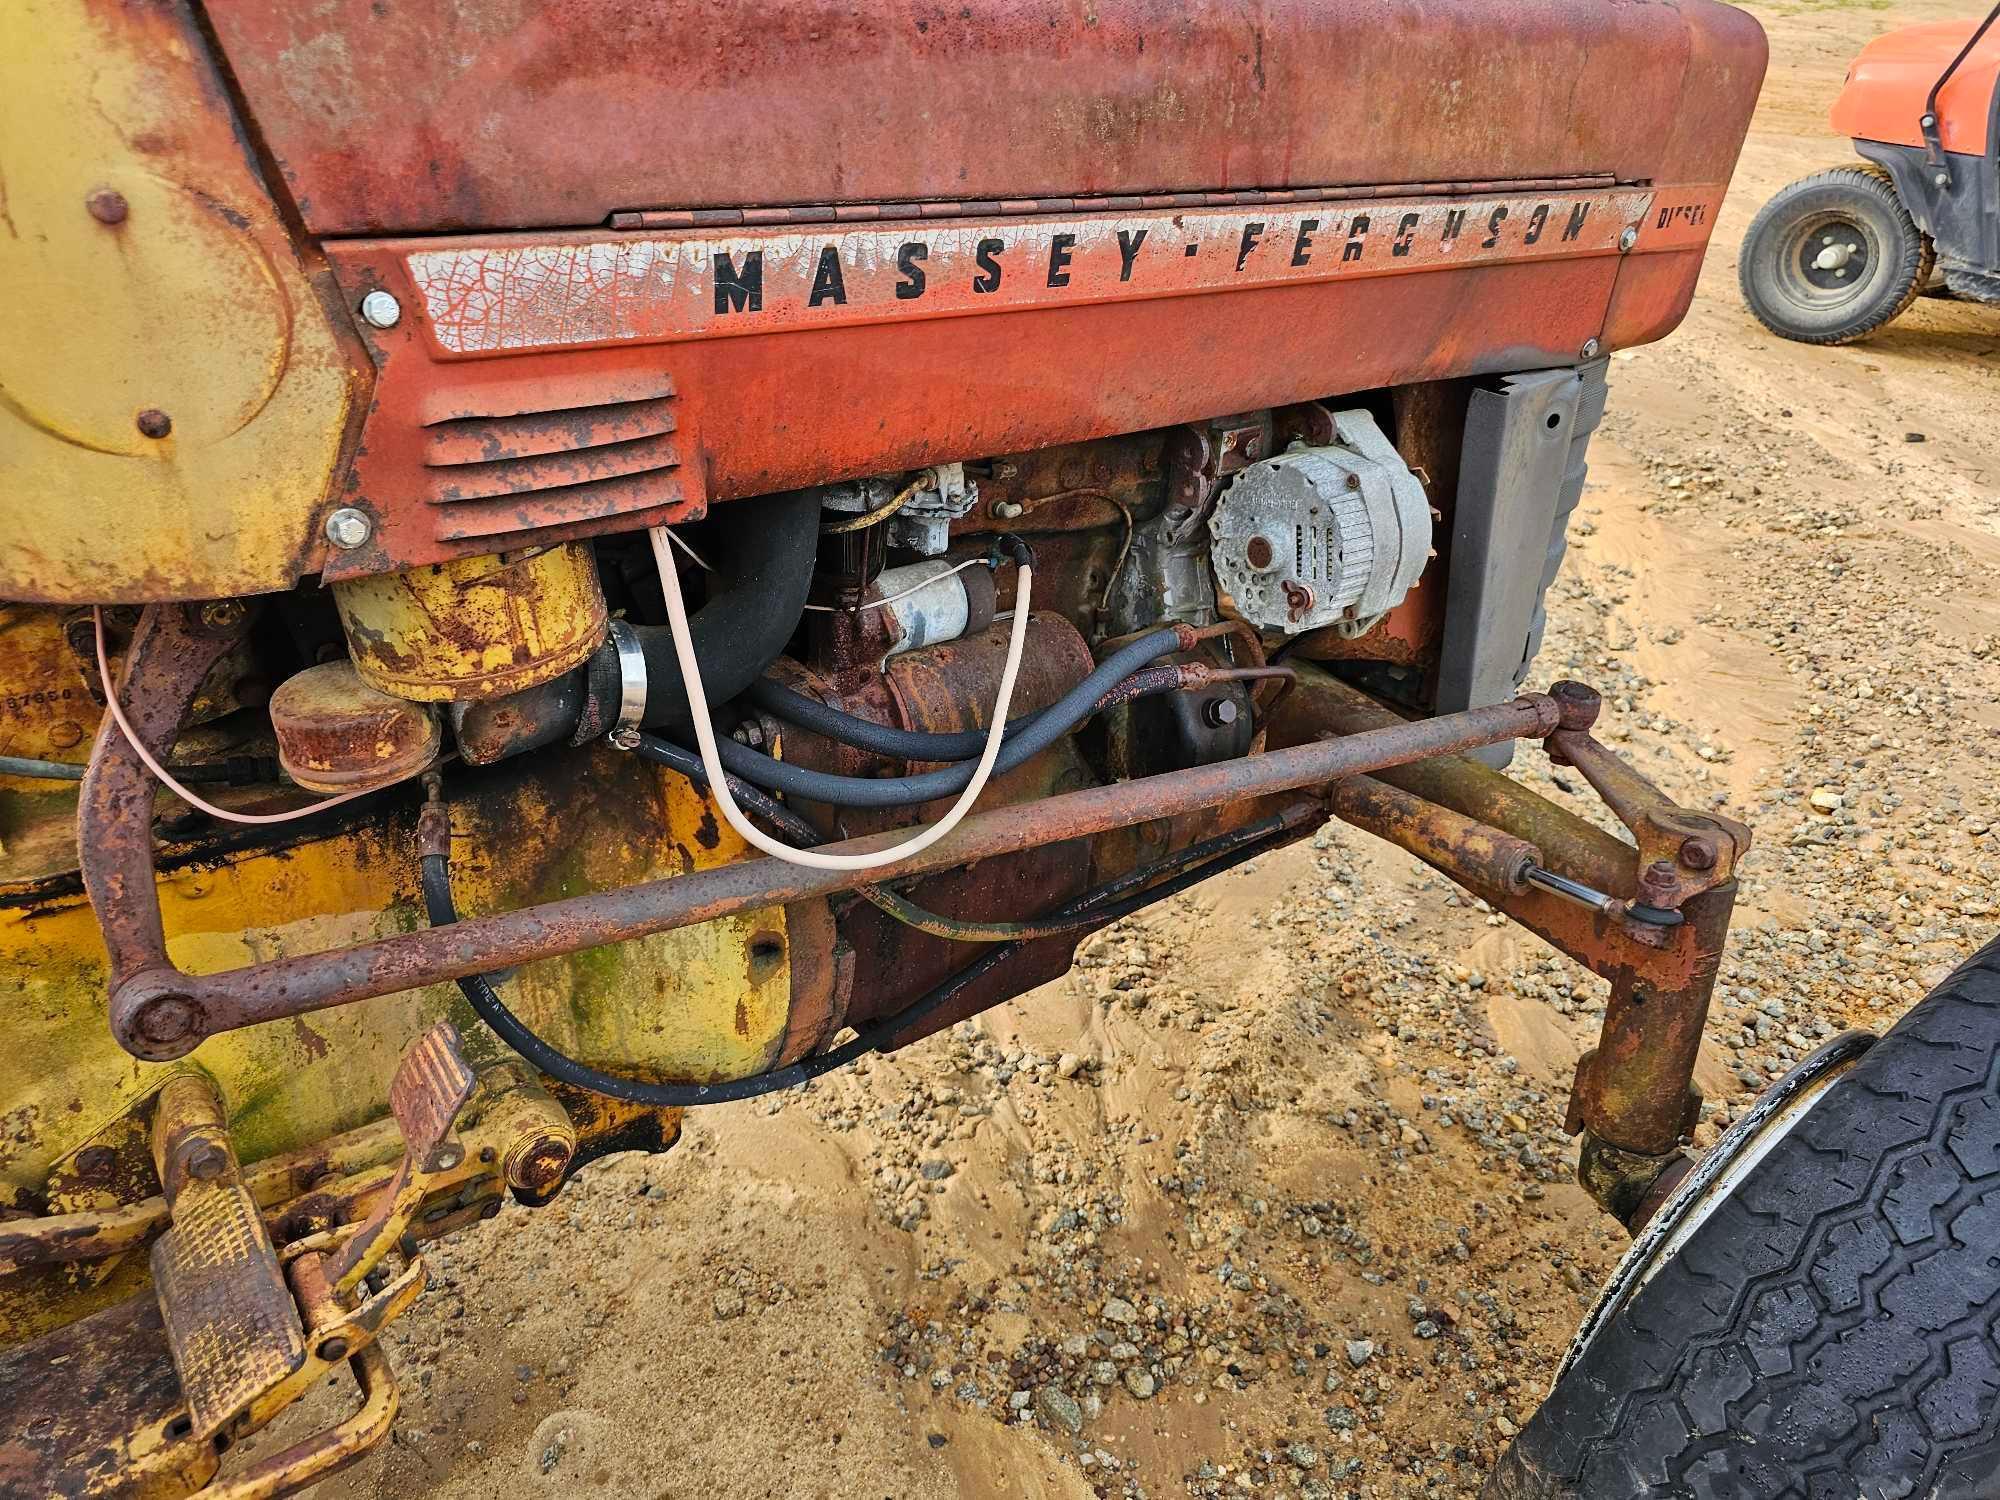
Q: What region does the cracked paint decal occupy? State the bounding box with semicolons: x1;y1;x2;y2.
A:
402;186;1700;356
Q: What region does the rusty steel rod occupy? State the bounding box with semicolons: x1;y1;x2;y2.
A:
1328;774;1542;893
106;690;1560;1059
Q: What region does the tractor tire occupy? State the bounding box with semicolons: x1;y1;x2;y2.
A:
1943;266;2000;305
1487;933;2000;1499
1739;165;1934;344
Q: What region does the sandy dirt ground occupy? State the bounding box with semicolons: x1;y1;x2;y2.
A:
281;5;2000;1495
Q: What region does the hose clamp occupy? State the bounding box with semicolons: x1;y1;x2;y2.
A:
606;619;647;750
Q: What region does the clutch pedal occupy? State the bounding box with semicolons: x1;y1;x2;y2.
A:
148;1076;306;1442
148;1022;477;1447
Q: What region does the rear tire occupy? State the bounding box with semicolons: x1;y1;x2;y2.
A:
1739;166;1933;344
1488;934;2000;1498
1943;266;2000;305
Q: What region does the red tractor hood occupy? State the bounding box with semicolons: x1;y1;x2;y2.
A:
204;0;1766;237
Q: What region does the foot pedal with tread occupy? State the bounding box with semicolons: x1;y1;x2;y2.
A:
149;1175;306;1441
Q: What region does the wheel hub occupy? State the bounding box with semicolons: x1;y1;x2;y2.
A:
1797;219;1871;293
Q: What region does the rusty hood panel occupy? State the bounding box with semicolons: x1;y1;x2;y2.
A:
203;0;1767;237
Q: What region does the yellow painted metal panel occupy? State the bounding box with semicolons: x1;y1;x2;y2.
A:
0;0;366;604
0;746;795;1204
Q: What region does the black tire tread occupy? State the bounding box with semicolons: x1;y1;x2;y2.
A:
1488;934;2000;1499
1739;164;1933;346
1943;266;2000;306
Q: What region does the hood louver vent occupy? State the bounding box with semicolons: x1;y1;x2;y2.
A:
418;382;683;543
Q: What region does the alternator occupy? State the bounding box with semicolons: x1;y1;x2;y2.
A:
1208;410;1431;637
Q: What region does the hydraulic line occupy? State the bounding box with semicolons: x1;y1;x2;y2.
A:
854;881;1125;942
631;736;822;846
655;526;1034;871
0;752;279;785
660;623;1185;809
643;715;1260;945
420;804;1304;1106
750;664;1292;764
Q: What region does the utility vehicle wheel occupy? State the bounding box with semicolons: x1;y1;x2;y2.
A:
1488;934;2000;1498
1943;266;2000;305
1739;166;1934;344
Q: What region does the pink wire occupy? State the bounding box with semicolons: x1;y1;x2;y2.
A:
92;606;394;827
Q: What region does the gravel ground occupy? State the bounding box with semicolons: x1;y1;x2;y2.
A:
284;5;2000;1495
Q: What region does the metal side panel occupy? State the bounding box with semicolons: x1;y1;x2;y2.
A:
1436;361;1606;767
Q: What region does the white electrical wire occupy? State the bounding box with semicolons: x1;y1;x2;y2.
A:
648;526;1029;871
662;527;714;573
800;555;991;614
91;606;395;826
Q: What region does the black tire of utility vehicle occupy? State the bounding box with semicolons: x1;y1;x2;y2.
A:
1487;933;2000;1499
1739;166;1933;344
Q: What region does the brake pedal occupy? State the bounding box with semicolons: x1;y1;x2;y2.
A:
147;1074;306;1441
323;1021;478;1292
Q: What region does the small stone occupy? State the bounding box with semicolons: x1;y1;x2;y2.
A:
1344;1339;1375;1368
1809;788;1844;813
711;1289;745;1320
1495;1414;1520;1438
1056;1052;1084;1079
1122;1368;1157;1399
1288;1443;1321;1469
1101;1297;1140;1326
1008;1389;1032;1411
1036;1385;1084;1434
918;1158;954;1181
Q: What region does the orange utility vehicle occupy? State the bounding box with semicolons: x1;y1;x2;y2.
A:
1743;3;2000;341
5;2;1999;1497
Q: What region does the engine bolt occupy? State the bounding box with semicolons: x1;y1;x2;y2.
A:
1580;337;1602;360
86;188;128;225
358;290;402;329
180;1140;228;1183
134;994;199;1046
1202;698;1240;728
324;507;374;550
198;600;247;633
1678;835;1717;871
1618;226;1638;252
1548;680;1602;732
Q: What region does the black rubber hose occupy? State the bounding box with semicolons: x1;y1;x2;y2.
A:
419;810;1296;1108
1;752;278;785
629;488;821;736
631;736;823;847
748;676;1029;762
752;664;1199;764
657;625;1184;809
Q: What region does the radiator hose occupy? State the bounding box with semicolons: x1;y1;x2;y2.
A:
616;487;820;737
